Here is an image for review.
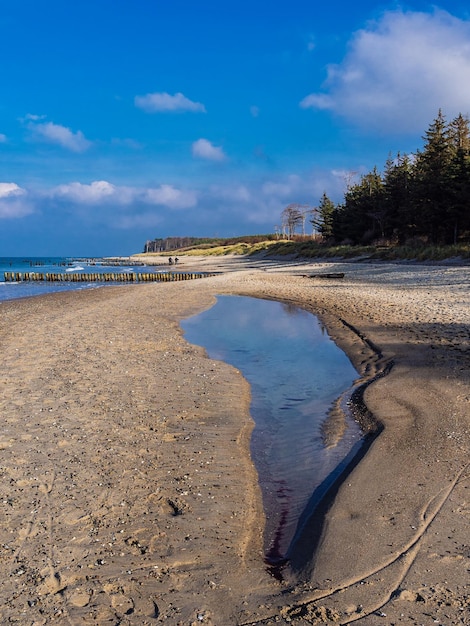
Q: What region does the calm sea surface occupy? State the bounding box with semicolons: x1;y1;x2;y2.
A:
182;295;362;564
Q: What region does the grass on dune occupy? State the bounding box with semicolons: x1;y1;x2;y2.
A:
136;238;470;262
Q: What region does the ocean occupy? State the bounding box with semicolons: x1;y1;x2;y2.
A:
0;256;165;303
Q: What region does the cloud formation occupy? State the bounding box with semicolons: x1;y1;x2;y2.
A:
1;165;346;235
192;138;226;161
300;10;470;133
23;114;46;122
28;120;92;152
0;182;33;218
0;133;7;143
49;180;197;210
0;182;26;199
135;91;206;113
52;181;117;203
142;185;197;209
195;169;346;231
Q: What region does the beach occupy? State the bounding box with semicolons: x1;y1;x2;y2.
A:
0;256;468;625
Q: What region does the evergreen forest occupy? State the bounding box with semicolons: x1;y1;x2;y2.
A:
313;110;470;246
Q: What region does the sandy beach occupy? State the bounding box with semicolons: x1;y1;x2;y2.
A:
0;256;469;625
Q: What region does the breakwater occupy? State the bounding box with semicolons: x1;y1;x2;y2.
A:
3;271;217;283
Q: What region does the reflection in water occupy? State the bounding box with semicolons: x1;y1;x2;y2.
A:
182;295;361;564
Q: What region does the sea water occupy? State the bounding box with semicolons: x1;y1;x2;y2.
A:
182;295;362;565
0;256;165;302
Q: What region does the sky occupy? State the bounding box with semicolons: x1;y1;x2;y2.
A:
1;0;470;256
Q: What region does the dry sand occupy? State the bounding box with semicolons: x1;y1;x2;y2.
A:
0;255;468;625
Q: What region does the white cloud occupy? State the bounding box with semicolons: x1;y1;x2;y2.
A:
300;93;332;110
300;10;470;133
192;138;226;161
143;185;197;209
0;183;25;198
195;169;346;231
29;121;92;152
135;91;206;113
0;133;7;143
52;181;116;203
24;113;47;121
49;180;197;210
250;105;260;118
0;201;33;218
0;182;33;218
0;168;348;232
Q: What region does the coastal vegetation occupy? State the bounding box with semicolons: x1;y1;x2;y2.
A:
281;110;470;248
142;110;470;262
143;234;278;254
138;237;470;262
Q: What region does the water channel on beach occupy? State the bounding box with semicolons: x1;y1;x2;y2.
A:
182;295;363;566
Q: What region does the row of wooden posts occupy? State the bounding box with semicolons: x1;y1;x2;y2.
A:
3;271;217;283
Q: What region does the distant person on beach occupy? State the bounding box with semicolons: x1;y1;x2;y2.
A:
174;257;179;265
168;257;173;265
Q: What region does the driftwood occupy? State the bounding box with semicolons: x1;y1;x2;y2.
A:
303;272;345;279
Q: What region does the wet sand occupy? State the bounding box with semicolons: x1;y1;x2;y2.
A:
0;256;469;625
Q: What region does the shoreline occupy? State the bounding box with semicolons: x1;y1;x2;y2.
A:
0;257;468;624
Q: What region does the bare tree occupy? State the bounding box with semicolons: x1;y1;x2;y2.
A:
305;207;320;235
281;203;308;239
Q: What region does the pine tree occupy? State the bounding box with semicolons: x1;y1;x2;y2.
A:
303;109;470;246
383;153;414;243
311;193;336;239
412;109;454;243
447;114;470;243
338;167;385;243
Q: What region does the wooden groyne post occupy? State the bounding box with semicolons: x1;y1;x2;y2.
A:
3;271;218;283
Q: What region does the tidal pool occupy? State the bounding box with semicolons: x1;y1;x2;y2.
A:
182;295;362;566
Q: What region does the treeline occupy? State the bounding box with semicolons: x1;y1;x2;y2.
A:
144;237;207;252
143;234;277;253
315;110;470;245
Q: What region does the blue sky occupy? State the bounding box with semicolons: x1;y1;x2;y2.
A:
1;0;470;256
